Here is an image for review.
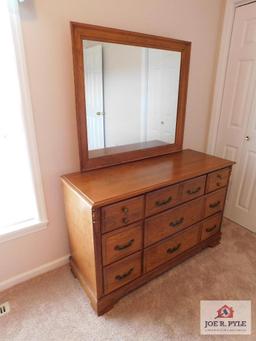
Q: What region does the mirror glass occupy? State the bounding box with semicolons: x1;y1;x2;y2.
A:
83;40;181;158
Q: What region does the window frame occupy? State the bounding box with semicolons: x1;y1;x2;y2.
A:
0;0;48;243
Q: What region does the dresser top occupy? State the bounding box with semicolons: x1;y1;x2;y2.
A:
62;149;234;207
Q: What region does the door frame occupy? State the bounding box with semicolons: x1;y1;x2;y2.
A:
207;0;256;154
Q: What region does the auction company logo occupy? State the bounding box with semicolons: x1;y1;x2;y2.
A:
200;300;251;335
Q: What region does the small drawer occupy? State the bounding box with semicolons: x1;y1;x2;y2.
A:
180;176;206;203
101;196;144;233
144;197;204;246
145;183;180;217
144;224;201;273
103;251;142;294
206;168;230;193
201;213;222;241
102;223;143;266
204;188;226;218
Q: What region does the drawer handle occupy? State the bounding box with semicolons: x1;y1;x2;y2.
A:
209;201;221;209
122;207;129;213
206;224;217;233
155;196;172;207
115;267;134;281
114;239;134;251
167;243;181;254
216;182;221;187
122;217;130;224
187;186;201;195
169;217;184;227
217;174;222;179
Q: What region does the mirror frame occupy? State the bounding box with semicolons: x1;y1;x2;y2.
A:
71;22;191;171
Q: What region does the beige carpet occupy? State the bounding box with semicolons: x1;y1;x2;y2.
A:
0;219;255;341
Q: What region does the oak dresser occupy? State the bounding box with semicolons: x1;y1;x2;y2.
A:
61;149;234;315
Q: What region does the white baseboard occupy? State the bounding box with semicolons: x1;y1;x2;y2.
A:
0;254;70;292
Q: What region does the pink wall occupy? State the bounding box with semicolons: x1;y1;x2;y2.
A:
0;0;225;284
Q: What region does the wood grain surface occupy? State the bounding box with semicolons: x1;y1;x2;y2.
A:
62;150;234;207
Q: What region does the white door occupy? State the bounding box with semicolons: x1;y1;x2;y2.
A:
145;49;181;144
84;45;105;150
215;2;256;232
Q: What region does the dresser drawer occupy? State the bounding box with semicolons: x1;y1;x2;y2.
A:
101;196;144;233
180;176;206;203
145;184;180;217
102;223;142;266
206;167;230;193
144;224;201;272
204;188;226;218
144;197;204;246
201;213;222;241
103;251;142;294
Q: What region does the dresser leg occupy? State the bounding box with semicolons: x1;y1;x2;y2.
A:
87;295;116;316
95;302;115;316
69;257;77;279
208;238;221;248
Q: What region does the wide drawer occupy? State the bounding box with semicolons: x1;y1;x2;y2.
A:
101;196;144;233
180;175;206;203
201;213;222;241
206;167;230;193
102;223;143;266
144;224;201;272
103;251;142;294
145;183;180;217
204;188;226;218
144;197;204;246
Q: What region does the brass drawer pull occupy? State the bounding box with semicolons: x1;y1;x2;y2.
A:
155;196;172;207
115;267;134;281
114;239;134;251
167;243;181;254
122;217;130;224
209;201;221;208
206;224;217;233
169;217;184;227
122;207;129;213
187;186;201;195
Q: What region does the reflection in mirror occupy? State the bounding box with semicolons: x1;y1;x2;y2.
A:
83;40;181;158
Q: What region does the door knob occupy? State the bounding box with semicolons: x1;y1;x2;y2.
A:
244;136;250;141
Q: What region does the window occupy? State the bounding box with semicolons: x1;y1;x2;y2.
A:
0;0;47;241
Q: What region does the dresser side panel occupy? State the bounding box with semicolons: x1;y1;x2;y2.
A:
62;181;98;299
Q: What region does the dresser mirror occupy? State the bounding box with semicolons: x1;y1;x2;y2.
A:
71;23;191;171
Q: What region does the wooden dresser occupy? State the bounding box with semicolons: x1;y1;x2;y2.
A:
62;149;234;315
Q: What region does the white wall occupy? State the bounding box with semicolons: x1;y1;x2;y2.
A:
0;0;226;286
